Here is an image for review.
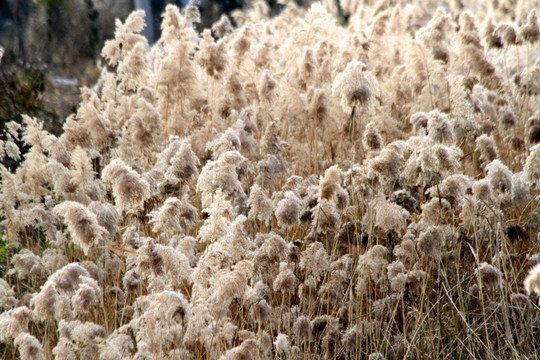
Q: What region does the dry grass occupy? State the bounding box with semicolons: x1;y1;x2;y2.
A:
1;0;540;359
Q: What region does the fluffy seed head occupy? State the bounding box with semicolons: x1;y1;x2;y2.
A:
494;23;518;46
274;333;289;356
524;263;540;295
319;165;342;200
519;10;540;44
14;333;45;360
72;280;101;316
510;293;530;307
273;263;297;293
332;60;381;113
528;123;540;145
499;107;516;130
31;283;59;321
53;201;109;256
137;238;164;276
102;159;150;212
410;112;429;134
472;179;494;202
0;306;35;342
475;134;498;167
149;196;198;236
308;88;329;123
293;316;312;342
250;299;271;324
247;184;273;225
374;197;409;235
10;249;46;279
275;191;302;229
427;110;454;144
486;159;513;193
212;14;233;38
363;121;383;155
0;279;17;309
165;140;200;185
417;226;445;259
523;144;540;189
476;262;502;288
367;147;404;181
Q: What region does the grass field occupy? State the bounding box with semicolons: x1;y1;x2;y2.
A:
1;0;540;359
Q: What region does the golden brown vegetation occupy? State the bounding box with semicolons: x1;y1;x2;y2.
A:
1;0;540;359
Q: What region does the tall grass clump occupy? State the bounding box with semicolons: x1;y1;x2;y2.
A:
1;0;540;359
